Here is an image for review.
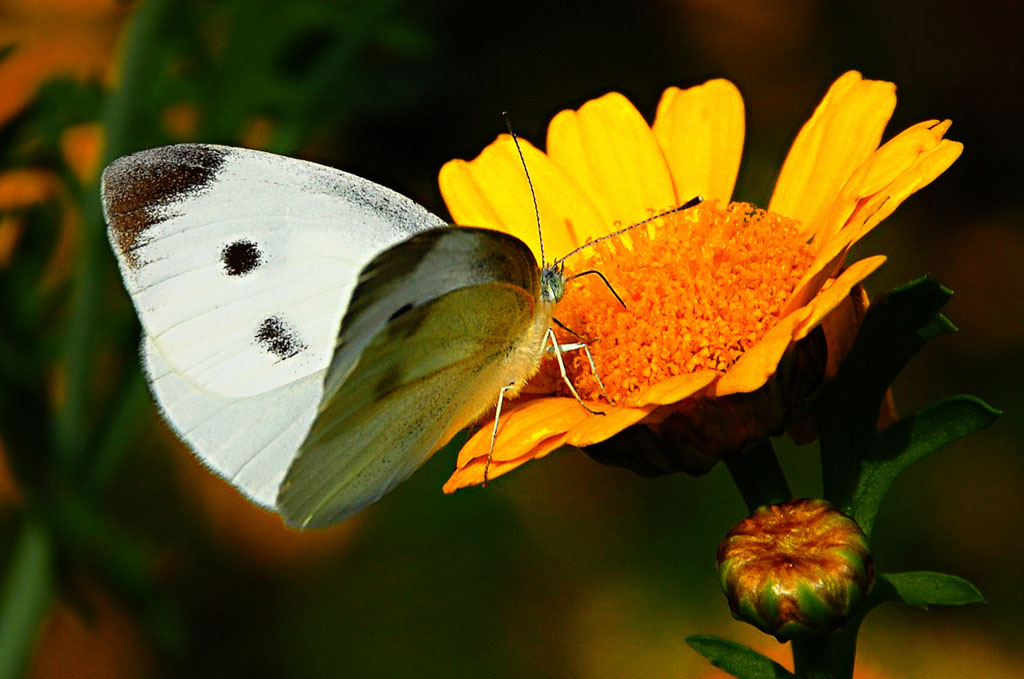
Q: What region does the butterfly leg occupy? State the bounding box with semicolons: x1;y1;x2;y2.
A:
552;318;613;404
576;342;614;404
545;328;604;416
484;383;516;486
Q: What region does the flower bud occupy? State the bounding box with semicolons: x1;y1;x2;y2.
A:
717;498;873;641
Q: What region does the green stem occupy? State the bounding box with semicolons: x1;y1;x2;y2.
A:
791;620;860;679
0;521;54;679
723;438;792;512
721;440;863;679
722;441;858;678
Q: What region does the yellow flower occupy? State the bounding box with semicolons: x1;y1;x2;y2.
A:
438;71;961;491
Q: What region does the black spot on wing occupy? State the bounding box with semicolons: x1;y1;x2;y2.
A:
222;239;262;276
102;145;227;269
255;316;307;360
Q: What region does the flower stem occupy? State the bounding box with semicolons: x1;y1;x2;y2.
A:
723;439;791;512
791;621;860;679
722;442;862;679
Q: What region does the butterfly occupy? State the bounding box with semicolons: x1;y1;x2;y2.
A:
101;143;600;529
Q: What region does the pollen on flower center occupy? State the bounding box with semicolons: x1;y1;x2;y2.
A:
546;201;816;402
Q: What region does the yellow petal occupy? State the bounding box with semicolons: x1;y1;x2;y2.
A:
853;121;952;197
816;120;958;247
444;397;591;492
819;283;869;378
443;399;659;492
791;255;887;342
782;121;959;315
879;389;899;430
626;369;718;407
781;239;850;317
715;307;812;397
764;259;885;384
845;137;963;247
453;397;588;469
653;79;745;205
718;253;882;397
438;135;607;264
443;433;567;492
546;92;677;234
769;71;896;238
564;404;655;447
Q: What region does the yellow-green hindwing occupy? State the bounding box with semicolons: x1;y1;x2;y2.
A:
278;227;540;528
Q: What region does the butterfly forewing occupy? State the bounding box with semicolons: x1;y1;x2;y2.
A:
102;144;445;399
102;144;444;508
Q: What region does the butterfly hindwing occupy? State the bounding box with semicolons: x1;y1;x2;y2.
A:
278;228;541;528
142;336;322;508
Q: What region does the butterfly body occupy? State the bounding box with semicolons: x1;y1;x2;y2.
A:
102;144;565;527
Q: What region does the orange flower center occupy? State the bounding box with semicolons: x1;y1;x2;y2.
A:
545;202;816;402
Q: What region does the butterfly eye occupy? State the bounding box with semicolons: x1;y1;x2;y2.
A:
222;239;263;276
255;315;308;360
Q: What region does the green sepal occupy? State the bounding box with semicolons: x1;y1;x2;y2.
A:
868;571;985;612
686;636;796;679
810;278;999;536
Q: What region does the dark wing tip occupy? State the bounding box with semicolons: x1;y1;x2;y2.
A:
101;144;229;267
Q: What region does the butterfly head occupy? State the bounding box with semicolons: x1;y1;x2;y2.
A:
539;262;566;303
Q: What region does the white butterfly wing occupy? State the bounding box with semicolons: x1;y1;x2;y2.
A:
102;144;445;399
142;336;322;508
103;144;444;508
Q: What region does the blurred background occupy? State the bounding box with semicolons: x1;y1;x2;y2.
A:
0;0;1021;676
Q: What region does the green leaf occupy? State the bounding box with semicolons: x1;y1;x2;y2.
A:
0;521;54;679
686;636;796;679
827;277;954;436
815;279;954;502
811;278;999;536
851;395;1000;533
870;572;985;611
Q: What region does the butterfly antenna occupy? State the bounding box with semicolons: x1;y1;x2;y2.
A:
554;195;703;266
503;111;544;268
566;269;627;309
